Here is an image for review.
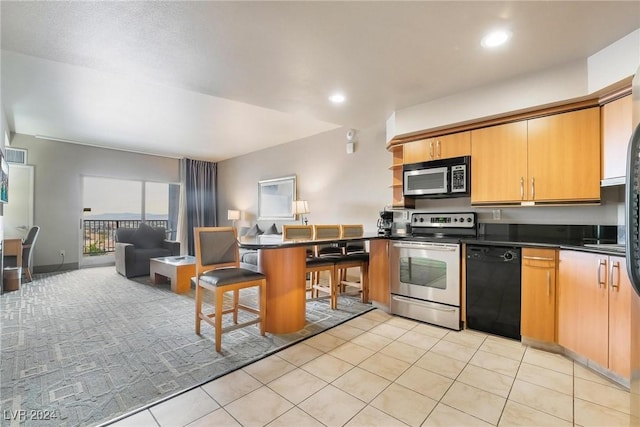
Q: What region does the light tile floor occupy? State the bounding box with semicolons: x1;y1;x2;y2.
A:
109;309;631;427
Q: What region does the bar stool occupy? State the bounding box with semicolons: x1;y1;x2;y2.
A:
336;224;369;303
194;227;267;352
283;225;337;303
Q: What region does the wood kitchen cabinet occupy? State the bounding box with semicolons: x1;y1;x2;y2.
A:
521;248;557;343
471;107;601;205
558;250;631;378
368;239;390;306
403;131;470;164
527;107;600;202
601;94;632;183
471;121;528;204
608;256;631;378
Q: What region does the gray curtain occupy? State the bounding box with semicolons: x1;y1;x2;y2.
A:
177;158;217;255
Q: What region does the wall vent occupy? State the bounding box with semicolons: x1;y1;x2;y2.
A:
5;147;27;165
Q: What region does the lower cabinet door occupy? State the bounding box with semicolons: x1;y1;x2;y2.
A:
369;240;390;305
558;250;609;368
521;248;557;342
608;256;631;378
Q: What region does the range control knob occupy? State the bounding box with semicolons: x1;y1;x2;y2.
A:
467;217;472;222
419;217;425;222
459;217;464;222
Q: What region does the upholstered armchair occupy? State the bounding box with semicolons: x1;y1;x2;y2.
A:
115;223;180;278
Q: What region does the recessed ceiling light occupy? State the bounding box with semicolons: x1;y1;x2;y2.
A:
481;29;512;48
329;93;346;104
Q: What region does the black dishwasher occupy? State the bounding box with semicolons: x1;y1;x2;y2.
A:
466;245;521;340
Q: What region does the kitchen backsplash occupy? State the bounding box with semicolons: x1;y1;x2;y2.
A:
478;223;619;245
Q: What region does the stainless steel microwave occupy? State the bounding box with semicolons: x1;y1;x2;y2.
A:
403;156;470;198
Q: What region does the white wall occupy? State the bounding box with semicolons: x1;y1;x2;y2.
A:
218;125;391;233
8;134;180;269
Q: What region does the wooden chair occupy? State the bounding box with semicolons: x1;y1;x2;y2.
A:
340;224;365;254
336;224;369;303
194;227;267;352
313;224;343;257
284;225;339;307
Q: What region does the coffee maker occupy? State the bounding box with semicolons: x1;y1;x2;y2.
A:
377;210;394;237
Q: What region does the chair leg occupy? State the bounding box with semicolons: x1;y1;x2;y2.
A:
361;262;369;303
24;267;33;283
330;267;338;310
259;281;266;336
233;289;239;324
215;288;224;352
195;282;202;335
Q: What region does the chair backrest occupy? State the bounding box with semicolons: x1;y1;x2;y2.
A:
23;226;40;246
22;226;40;268
340;224;364;239
282;225;313;240
313;225;341;240
194;227;239;275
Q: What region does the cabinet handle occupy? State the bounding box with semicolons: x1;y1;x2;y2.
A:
546;270;551;296
531;177;535;200
611;261;620;290
429;141;434;159
520;177;524;200
437;140;441;158
523;256;555;261
597;259;607;288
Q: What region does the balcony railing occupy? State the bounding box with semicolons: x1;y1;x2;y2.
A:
83;219;169;256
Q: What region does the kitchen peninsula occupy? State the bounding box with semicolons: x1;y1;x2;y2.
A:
238;233;380;334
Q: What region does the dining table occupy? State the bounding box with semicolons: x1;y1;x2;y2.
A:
238;233;379;334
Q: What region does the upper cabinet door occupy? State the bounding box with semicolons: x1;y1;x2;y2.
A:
602;95;632;181
436;131;471;159
471;121;528;204
527;107;600;202
403;138;434;163
403;131;471;164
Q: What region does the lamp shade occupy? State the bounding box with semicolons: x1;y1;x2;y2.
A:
227;209;241;221
292;200;310;215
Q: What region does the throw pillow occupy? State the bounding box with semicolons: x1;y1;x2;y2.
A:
132;223;164;249
244;224;263;237
263;223;280;235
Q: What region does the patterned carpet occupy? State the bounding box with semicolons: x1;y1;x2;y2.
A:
0;267;372;427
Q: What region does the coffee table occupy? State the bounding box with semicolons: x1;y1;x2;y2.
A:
150;256;196;294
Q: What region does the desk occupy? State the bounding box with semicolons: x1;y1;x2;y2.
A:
239;234;379;334
3;238;23;268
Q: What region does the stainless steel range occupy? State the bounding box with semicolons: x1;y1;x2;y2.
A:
390;212;477;330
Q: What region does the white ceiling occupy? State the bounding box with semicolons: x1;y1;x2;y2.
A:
1;1;639;161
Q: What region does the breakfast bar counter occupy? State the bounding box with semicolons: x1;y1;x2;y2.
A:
239;234;378;334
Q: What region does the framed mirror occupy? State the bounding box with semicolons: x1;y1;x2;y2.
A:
258;175;296;220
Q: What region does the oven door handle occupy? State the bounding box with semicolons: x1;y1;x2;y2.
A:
392;243;457;252
391;295;458;312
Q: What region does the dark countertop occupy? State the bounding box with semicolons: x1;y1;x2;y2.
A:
389;235;626;256
238;233;384;250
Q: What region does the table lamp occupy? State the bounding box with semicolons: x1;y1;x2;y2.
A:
227;209;241;228
292;200;310;225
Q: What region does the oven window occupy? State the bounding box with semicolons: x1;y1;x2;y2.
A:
399;256;446;289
